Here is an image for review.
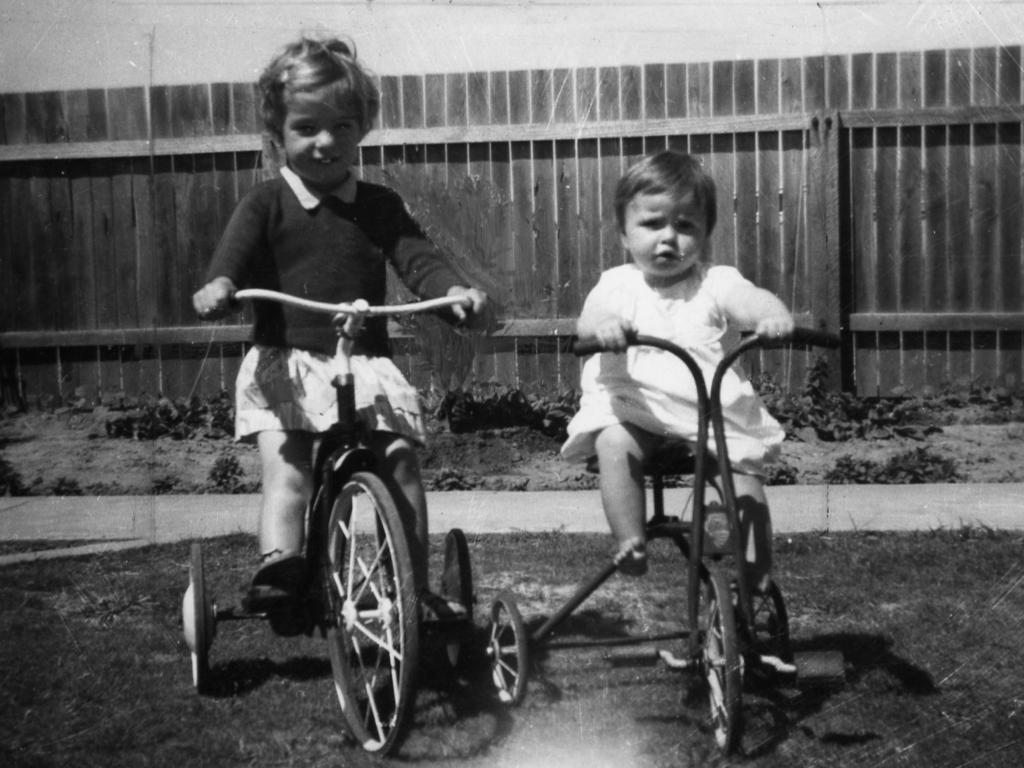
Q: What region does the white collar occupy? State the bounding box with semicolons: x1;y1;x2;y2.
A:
280;165;357;210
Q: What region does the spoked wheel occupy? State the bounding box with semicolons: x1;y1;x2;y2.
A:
701;569;743;753
182;541;215;694
749;580;791;664
487;592;528;705
440;528;474;668
324;471;420;755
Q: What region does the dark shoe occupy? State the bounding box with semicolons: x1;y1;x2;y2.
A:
243;554;306;612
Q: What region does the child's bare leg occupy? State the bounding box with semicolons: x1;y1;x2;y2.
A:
594;423;657;574
256;430;314;559
732;472;773;594
371;432;429;593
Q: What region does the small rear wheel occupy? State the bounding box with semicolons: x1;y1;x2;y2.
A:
487;592;528;705
440;528;474;668
324;471;420;755
702;569;743;752
182;541;215;694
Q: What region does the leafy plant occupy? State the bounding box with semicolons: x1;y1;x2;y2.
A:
756;356;942;442
207;453;248;493
0;456;27;496
825;446;961;485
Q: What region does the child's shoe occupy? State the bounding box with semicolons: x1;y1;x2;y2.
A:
243;551;306;613
615;536;648;576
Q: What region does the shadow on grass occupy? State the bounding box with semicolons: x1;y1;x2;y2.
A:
743;631;937;758
205;655;331;697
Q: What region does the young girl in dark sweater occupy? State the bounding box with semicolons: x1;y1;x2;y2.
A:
192;34;488;615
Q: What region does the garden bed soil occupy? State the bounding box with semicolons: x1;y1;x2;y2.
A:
2;406;1023;496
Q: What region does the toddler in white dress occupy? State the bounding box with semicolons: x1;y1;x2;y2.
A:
561;150;794;586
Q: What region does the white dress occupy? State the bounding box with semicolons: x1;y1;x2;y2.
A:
560;264;784;476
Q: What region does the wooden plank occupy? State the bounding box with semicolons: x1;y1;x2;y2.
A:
111;157;137;328
380;75;402;129
665;63;687;119
575;67;597;123
599;136;622;272
555;139;580;317
510;140;534;315
804;56;825;112
2;93;27;144
402;75;424;128
509;71;530;124
996;122;1022;311
9;165;39;332
0;111;826;163
621;66;642;121
598;66;620;122
107;87;148;141
734;132;757;283
826;54;849;111
424;74;445;128
532;139;557;318
24;91;68;143
757;132;782;298
231;82;259;134
211;83;232;134
780;58;803;113
687;62;711;118
490;71;509;125
531;69;553;125
849;313;1024;332
88;163;118;329
644;64;666;120
757;59;779;116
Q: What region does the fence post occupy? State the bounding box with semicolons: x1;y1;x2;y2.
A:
806;110;845;390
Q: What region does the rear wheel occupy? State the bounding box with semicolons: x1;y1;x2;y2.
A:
487;592;528;705
440;528;474;668
702;570;743;752
182;542;215;694
324;471;419;754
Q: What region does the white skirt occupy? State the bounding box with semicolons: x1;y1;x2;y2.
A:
234;345;426;444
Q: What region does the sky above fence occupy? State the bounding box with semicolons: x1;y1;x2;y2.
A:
2;0;1023;93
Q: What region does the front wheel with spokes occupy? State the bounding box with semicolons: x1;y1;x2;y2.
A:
487;592;528;705
323;471;419;755
701;569;743;753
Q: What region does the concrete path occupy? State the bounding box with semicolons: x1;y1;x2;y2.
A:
1;483;1022;566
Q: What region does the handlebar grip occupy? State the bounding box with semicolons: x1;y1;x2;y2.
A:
761;327;842;349
571;329;640;357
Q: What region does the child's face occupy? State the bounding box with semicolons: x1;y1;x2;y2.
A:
280;88;363;193
620;190;709;286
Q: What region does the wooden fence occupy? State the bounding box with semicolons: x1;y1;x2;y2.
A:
1;45;1023;406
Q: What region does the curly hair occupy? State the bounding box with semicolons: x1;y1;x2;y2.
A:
258;34;380;139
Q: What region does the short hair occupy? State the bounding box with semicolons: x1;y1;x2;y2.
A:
258;35;380;139
613;150;717;235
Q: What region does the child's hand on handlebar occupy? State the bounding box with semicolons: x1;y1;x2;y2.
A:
579;317;637;352
754;313;796;341
447;286;494;331
192;276;238;321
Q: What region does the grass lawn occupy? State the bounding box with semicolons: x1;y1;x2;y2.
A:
2;528;1023;767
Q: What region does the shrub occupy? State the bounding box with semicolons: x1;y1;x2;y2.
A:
207;453;247;493
825;446;961;485
0;456;28;496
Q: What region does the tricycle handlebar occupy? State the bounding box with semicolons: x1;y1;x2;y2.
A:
571;326;840;358
232;288;470;317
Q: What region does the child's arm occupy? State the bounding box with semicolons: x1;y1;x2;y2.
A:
720;282;795;339
576;277;635;352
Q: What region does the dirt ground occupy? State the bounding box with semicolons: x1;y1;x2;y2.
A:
2;405;1023;496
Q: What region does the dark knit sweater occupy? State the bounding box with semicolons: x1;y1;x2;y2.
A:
205;177;462;356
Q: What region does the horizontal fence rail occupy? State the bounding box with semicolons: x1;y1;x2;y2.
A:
2;45;1023;405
